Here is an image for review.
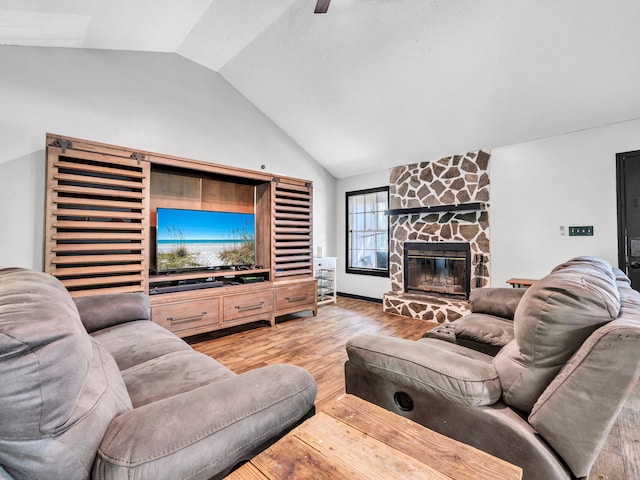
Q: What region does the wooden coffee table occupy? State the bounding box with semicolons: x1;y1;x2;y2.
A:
227;394;522;479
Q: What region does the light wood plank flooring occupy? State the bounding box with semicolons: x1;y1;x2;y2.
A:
188;296;639;480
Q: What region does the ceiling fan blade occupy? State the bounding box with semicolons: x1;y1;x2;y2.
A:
314;0;331;14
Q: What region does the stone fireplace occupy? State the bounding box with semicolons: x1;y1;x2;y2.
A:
383;150;490;323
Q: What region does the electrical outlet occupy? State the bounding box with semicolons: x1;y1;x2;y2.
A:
568;226;594;236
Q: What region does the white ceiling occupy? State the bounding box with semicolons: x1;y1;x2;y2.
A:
2;0;640;178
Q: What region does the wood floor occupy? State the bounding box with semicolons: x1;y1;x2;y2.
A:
188;296;640;480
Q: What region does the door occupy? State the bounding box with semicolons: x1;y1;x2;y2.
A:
617;150;640;290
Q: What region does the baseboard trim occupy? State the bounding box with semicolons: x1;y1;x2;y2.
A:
337;292;383;304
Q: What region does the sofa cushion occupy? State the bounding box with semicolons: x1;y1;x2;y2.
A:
94;365;317;479
122;349;235;408
0;268;89;437
0;268;132;480
90;314;235;408
91;320;194;371
528;277;640;478
494;256;621;413
529;311;640;478
613;266;632;287
74;292;149;333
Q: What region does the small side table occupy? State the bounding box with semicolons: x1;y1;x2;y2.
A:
506;278;537;288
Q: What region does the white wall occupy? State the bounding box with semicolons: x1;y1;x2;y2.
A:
336;119;640;299
0;46;336;270
490;119;640;285
336;169;393;299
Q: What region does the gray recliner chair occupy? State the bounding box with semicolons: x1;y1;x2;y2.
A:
345;256;640;480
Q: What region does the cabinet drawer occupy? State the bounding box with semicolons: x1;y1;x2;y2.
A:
223;290;273;322
276;283;316;311
315;257;336;270
152;298;219;334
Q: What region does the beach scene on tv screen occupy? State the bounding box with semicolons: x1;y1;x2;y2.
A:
157;208;255;272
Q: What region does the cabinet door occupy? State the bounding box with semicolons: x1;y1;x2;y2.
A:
152;298;219;336
272;180;313;279
44;135;150;297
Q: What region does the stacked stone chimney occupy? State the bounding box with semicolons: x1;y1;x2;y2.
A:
383;150;491;322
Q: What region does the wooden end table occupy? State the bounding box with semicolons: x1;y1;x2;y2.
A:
227;393;522;480
505;278;537;288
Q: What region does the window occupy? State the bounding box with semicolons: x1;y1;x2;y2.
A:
346;187;389;277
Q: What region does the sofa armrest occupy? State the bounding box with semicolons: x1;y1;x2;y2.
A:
470;287;526;319
451;313;515;356
93;364;317;480
74;292;150;334
346;334;501;407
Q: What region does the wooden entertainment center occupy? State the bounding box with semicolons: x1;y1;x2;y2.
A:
43;134;317;337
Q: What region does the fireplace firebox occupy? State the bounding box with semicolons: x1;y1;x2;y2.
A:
403;242;471;299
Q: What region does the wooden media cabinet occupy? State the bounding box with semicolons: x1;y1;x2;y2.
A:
44;134;317;337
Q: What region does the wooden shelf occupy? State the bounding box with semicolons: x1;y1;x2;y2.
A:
150;268;270;284
386;202;486;216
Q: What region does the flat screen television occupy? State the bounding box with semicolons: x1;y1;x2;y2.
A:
155;207;255;273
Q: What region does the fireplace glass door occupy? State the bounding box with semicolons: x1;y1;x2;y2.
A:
404;243;471;298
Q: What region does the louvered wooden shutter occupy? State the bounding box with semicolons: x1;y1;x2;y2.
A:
272;179;313;279
44;137;150;297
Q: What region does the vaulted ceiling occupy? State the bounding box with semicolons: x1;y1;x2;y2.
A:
2;0;640;178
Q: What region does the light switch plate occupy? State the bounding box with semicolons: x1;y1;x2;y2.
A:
568;226;594;236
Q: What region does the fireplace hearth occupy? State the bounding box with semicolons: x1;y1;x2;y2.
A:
404;242;471;299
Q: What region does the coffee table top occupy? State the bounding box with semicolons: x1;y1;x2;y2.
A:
227;393;522;480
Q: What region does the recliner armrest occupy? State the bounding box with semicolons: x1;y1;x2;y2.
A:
94;364;317;480
74;292;150;333
346;334;502;407
470;287;526;319
452;313;515;356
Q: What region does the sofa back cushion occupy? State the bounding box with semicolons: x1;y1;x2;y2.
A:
528;279;640;478
74;292;150;333
494;257;621;413
0;268;132;480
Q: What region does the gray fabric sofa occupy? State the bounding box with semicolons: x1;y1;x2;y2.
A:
0;268;317;480
345;256;640;480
